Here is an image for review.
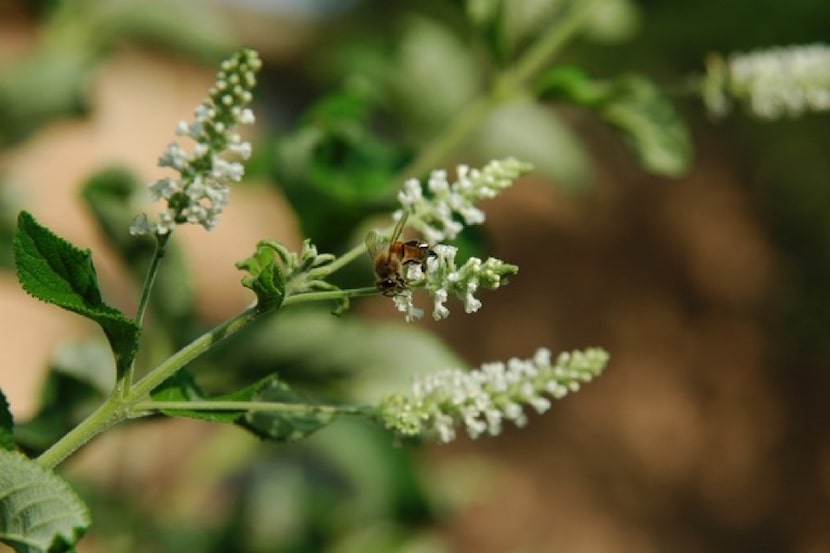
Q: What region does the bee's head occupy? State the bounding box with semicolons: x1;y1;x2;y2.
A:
378;277;403;296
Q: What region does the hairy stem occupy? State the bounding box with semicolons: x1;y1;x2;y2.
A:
118;232;171;399
133;400;371;417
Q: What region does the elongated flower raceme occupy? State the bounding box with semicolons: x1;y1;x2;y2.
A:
704;44;830;119
130;48;261;236
380;347;609;443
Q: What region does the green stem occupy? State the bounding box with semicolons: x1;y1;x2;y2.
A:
503;0;599;88
37;395;126;469
128;304;262;400
282;286;378;307
118;232;171;398
35;285;380;469
316;241;368;277
37;305;262;469
133;400;370;417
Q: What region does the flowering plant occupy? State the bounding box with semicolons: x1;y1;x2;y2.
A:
0;3;826;549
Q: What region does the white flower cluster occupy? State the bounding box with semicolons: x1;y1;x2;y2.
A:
397;157;533;243
130;49;261;236
380;347;610;443
398;243;517;322
704;44;830;119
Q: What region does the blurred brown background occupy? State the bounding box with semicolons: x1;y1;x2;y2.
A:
1;1;829;552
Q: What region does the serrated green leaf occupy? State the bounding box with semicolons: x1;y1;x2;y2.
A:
0;450;90;552
236;241;286;311
240;375;338;442
13;211;140;371
0;389;13;451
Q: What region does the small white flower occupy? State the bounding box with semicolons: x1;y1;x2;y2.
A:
399;158;532;242
393;290;424;323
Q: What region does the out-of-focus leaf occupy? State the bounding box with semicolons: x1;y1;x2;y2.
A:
15;339;114;456
0;450;90;552
81;167;196;328
150;370;243;424
240;376;338;442
274;90;408;250
151;371;337;442
13;212;140;371
471;99;593;192
386;16;481;138
210;309;463;403
599;75;692;177
0;389;13;451
97;0;236;60
0;46;97;146
538;68;692;177
581;0;641;43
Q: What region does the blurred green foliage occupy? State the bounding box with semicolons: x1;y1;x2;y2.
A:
2;0;830;550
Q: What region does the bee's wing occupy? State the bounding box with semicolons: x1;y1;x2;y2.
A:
388;211;409;243
366;212;409;257
365;230;388;258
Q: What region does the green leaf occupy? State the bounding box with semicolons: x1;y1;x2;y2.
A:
236;241;286;311
0;450;90;552
273;88;409;252
81;167;195;328
151;372;337;441
239;375;338;443
0;389;13;451
210;309;463;403
150;370;243;424
471;99;593;192
538;69;692;177
598;76;692;177
13;211;140;370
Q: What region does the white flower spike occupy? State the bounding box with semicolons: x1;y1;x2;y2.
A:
398;157;533;243
380;347;610;443
704;44;830;119
130;48;261;236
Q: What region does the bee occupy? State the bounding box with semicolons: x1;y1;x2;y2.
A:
366;212;433;295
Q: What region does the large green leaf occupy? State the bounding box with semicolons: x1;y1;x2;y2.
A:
13;211;140;372
0;389;13;451
0;450;90;552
